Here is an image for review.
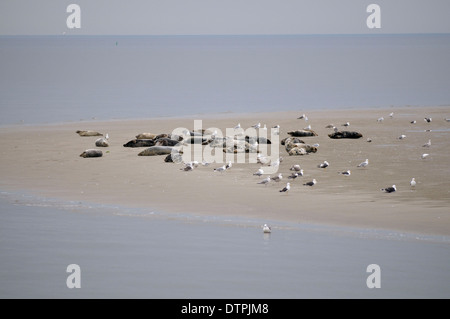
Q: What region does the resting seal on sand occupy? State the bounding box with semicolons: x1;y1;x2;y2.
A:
281;137;305;145
285;142;317;155
76;130;103;137
155;138;181;147
164;153;183;163
135;133;157;139
328;131;363;139
182;137;208;145
80;149;103;158
287;130;318;137
95;138;109;147
123;139;156;148
138;146;174;156
246;136;272;144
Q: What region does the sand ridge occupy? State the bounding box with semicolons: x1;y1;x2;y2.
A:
0;106;449;236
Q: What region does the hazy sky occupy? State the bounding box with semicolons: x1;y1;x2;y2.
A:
1;0;450;35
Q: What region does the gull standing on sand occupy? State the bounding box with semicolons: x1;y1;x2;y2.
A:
214;165;227;173
389;112;394;118
339;170;351;176
279;183;290;193
423;139;431;147
357;159;369;168
262;224;272;233
257;154;270;165
342;122;350;127
410;120;417;124
258;176;271;186
318;161;329;168
252;123;261;129
225;161;232;170
298;114;307;120
288;172;299;180
377;117;384;123
398;134;407;140
253;168;264;176
271;173;283;182
304;124;311;130
303;179;317;186
424;117;432;123
381;185;397;193
421;153;429;159
410;178;416;188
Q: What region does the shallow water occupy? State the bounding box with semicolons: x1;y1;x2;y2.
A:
1;190;449;298
1;34;450;126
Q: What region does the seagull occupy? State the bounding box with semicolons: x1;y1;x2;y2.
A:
422;139;431;147
303;179;317;186
257;154;270;165
377;117;384;123
389;112;394;118
180;163;194;171
201;161;211;166
297;114;306;120
258;176;271;186
424;117;432;123
398;134;407;140
312;143;320;147
357;159;369;168
318;161;329;168
272;125;280;129
298;169;304;176
214;165;227;172
421;153;429;159
410;120;417;124
290;164;301;171
269;158;281;167
279;183;290;193
105;133;109;140
234;123;241;129
262;224;272;233
339;170;351;176
304;124;311;130
262;124;267;130
252;123;261;129
288;173;299;180
445;118;450;122
271;173;283;182
366;138;372;143
381;185;397;193
225;161;232;170
410;178;416;188
341;122;350;127
253;168;264;176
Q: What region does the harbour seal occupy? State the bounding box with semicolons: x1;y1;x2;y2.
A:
138;146;174;156
245;136;272;144
80;149;103;158
123;139;156;148
95;138;109;147
135;133;157;139
155;138;180;147
328;131;363;139
76;130;103;137
287;130;318;137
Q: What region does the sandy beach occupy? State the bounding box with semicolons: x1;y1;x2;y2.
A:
1;106;449;236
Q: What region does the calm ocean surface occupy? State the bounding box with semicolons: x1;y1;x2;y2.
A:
1;191;449;299
1;34;450;125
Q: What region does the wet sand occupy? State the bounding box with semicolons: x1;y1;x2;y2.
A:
0;106;449;236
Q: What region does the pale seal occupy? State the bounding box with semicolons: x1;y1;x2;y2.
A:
95;138;109;147
135;133;157;139
138;146;174;156
80;149;103;158
76;130;103;137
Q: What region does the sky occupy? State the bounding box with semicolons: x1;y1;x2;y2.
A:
1;0;450;35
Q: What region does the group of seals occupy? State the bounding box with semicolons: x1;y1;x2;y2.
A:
76;130;105;158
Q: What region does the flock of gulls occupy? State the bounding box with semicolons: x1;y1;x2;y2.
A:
76;112;447;234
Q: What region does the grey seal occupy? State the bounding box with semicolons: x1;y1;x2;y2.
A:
76;130;103;137
138;146;175;156
80;149;103;158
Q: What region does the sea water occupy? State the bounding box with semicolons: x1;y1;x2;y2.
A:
1;34;450;126
0;191;449;298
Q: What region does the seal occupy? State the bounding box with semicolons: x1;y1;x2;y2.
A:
80;149;103;158
123;139;156;147
287;130;318;137
138;146;174;156
155;138;180;147
76;130;103;137
245;136;272;144
95;138;109;147
135;133;157;139
328;131;363;139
